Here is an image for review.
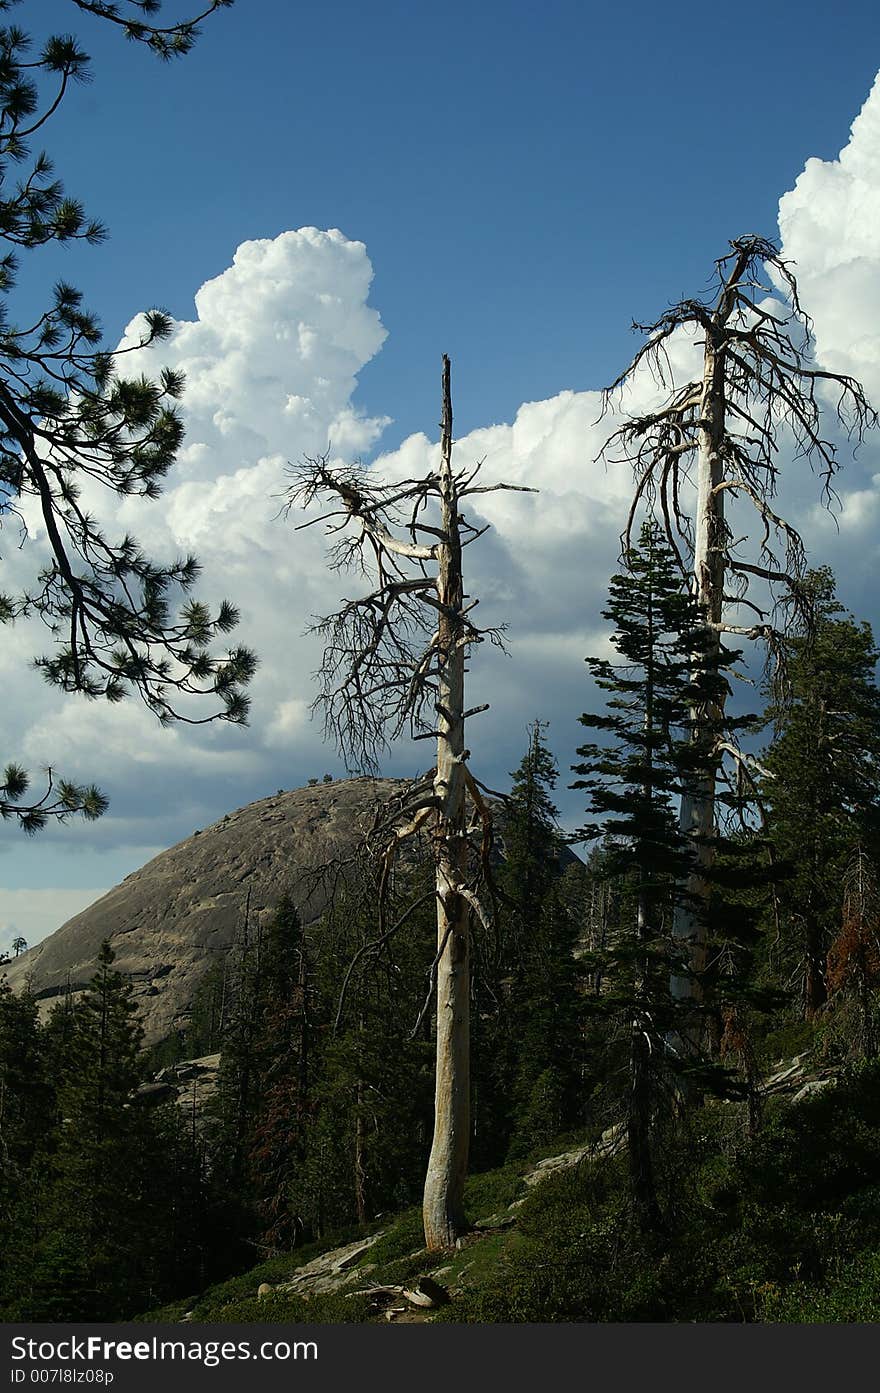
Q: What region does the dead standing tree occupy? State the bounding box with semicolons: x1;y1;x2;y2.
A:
601;236;875;1039
287;355;531;1251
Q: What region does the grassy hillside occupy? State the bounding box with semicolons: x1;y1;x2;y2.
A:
139;1060;880;1324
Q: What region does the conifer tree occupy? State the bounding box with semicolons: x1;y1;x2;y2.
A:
0;944;222;1319
0;976;52;1311
761;569;880;1018
295;876;434;1238
469;721;559;1163
506;878;586;1158
209;900;263;1225
209;900;316;1247
0;976;49;1169
0;1;252;833
826;846;880;1059
30;941;156;1317
245;898;315;1252
287;357;528;1250
207;880;436;1248
486;722;585;1160
502;720;562;930
603;238;875;1017
572;521;733;1226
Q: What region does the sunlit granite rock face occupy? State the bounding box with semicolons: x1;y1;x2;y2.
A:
4;777;408;1045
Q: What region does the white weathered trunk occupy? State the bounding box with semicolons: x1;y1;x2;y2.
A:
670;248;754;1025
670;331;726;1017
423;355;470;1252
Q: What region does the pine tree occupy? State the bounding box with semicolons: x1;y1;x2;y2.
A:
287;358;526;1251
17;945;222;1320
470;721;556;1164
0;976;50;1169
486;722;585;1161
208;899;264;1236
246;898;314;1252
0;1;251;834
506;877;586;1158
293;876;434;1238
572;521;733;1227
761;569;880;1019
0;975;53;1314
209;899;309;1246
30;941;157;1318
603;237;874;1023
826;847;880;1059
208;878;436;1249
502;720;563;931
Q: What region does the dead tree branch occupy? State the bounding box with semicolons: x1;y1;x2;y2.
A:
286;355;528;1253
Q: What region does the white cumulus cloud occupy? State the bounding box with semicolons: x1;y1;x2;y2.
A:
5;229;392;830
779;73;880;401
775;72;880;581
6;68;880;949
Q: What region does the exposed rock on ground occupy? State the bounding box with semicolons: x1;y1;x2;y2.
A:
515;1054;842;1192
760;1051;838;1097
137;1053;220;1114
521;1121;625;1188
273;1233;385;1298
162;1047;846;1323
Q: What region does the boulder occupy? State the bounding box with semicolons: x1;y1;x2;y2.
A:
404;1276;450;1308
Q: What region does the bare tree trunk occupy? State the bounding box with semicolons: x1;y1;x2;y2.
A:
600;235;876;1058
630;591;662;1230
670;250;747;1031
287;357;527;1253
670;344;723;1014
354;1075;367;1226
630;898;662;1233
423;355;470;1252
804;912;828;1019
589;879;609;998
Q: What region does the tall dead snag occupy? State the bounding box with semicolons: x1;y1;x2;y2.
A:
426;357;471;1251
287;356;530;1251
602;236;875;1040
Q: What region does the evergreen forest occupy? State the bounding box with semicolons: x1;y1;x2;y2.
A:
6;542;880;1323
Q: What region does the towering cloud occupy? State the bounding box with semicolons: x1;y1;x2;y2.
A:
776;75;880;549
8;229;392;821
779;73;880;400
5;76;880;944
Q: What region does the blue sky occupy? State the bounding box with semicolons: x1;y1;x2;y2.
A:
5;0;880;945
27;0;880;444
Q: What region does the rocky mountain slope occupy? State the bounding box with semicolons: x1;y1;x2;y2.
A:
4;777;411;1046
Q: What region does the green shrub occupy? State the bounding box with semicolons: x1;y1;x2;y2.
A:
755;1019;819;1069
759;1250;880;1322
464;1162;525;1220
367;1208;424;1266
